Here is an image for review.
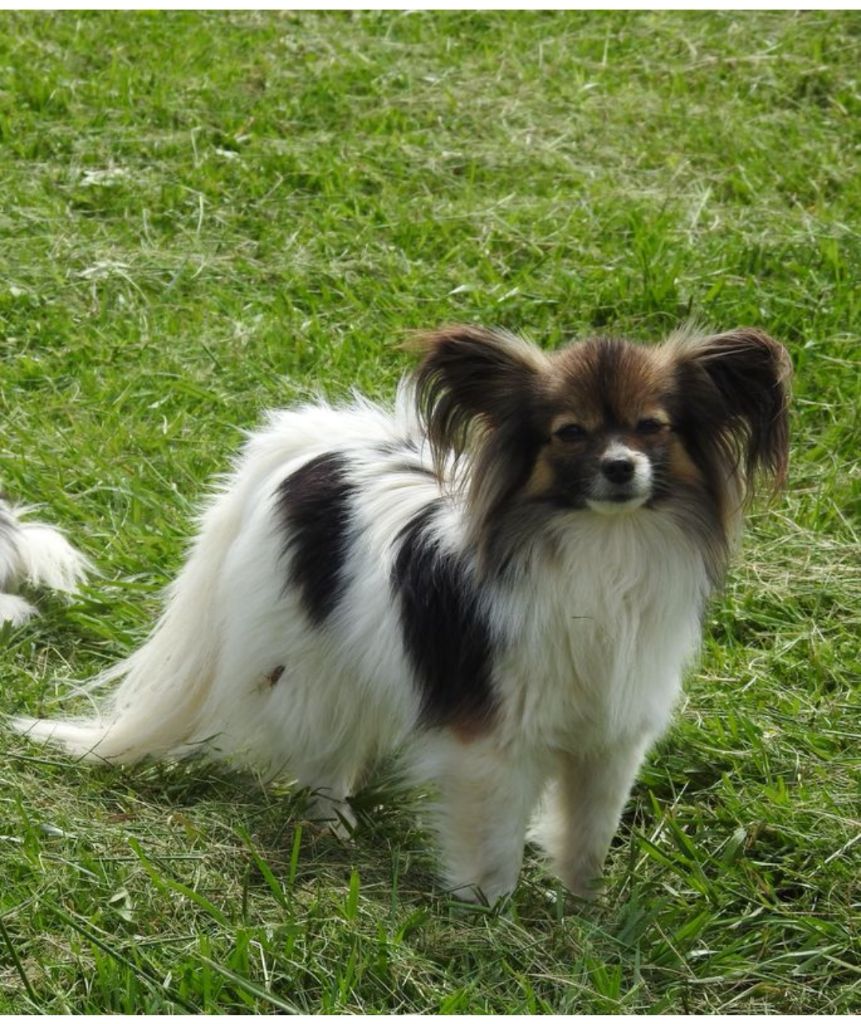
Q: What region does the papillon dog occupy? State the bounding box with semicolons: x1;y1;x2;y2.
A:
13;324;790;902
0;495;89;626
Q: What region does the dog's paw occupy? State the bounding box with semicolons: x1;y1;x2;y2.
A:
556;858;606;902
443;864;519;907
561;872;604;902
304;794;357;840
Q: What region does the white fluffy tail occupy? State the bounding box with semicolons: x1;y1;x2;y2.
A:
16;518;92;593
1;504;91;626
11;483;241;764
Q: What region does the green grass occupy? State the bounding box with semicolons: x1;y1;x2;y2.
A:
1;10;859;1013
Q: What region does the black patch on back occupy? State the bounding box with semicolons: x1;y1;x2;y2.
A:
392;502;496;729
276;452;356;626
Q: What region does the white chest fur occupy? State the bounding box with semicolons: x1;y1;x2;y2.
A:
490;509;711;753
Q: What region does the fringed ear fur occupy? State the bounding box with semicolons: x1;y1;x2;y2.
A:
409;325;549;467
673;327;792;495
409;326;550;538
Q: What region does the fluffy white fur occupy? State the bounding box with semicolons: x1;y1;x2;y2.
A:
0;499;90;626
10;394;705;901
12;324;789;903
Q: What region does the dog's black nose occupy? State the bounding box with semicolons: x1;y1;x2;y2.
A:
601;457;635;484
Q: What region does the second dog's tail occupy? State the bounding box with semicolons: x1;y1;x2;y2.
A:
16;515;92;594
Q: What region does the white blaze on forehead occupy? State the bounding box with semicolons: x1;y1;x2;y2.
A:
602;441;640;462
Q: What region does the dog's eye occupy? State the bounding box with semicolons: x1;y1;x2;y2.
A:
635;418;664;435
554;423;588;442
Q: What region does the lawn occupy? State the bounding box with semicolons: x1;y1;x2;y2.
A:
0;10;858;1013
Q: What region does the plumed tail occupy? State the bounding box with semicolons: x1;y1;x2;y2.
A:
11;480;243;764
1;501;91;595
16;518;92;593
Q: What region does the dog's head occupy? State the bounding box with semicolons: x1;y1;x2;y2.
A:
412;324;790;574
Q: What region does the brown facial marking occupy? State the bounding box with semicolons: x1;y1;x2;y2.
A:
635;406;671;431
548;339;674;433
666;435;703;485
524;450;557;497
549;412;600;436
620;408;672;455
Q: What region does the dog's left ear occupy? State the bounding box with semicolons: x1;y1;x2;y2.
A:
410;325;549;461
675;328;792;489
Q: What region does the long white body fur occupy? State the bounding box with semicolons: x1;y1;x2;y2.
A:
13;386;710;901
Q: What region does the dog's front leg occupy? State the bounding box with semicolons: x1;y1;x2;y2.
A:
539;739;650;899
420;733;546;905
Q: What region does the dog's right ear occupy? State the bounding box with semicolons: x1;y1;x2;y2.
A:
409;325;548;460
672;327;792;494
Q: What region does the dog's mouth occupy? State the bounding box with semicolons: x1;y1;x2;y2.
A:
585;491;650;514
586;477;652;513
